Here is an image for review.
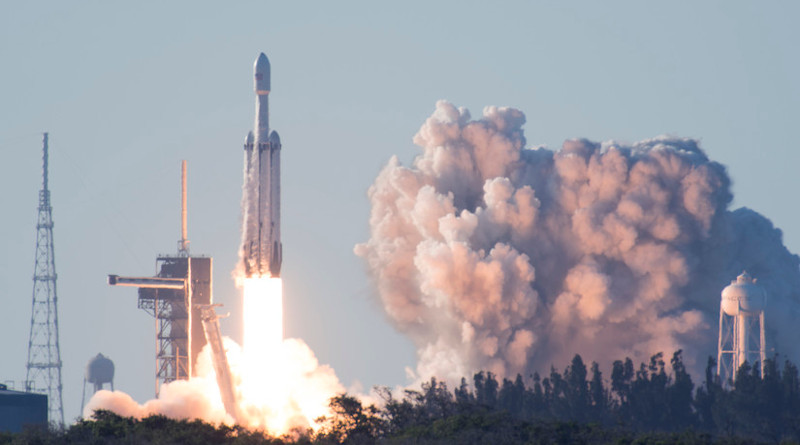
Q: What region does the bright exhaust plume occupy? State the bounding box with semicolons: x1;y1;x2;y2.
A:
85;276;344;435
243;277;283;373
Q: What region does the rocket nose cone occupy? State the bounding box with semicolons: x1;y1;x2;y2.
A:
255;53;270;71
254;53;270;94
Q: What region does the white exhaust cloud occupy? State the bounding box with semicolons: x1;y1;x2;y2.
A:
85;337;345;434
356;100;800;381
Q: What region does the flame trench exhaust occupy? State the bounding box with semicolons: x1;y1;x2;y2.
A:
242;52;282;278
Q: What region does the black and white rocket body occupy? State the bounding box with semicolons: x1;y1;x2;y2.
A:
242;52;282;277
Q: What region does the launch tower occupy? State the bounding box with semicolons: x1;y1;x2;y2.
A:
25;132;64;425
108;161;211;395
717;271;767;384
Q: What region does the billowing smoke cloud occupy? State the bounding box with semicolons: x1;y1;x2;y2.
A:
85;337;345;434
356;100;800;381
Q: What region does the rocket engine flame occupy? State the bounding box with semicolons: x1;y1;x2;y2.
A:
356;100;800;382
243;277;283;369
233;276;343;433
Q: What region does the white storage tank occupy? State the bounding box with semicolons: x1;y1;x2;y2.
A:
717;271;767;384
721;271;766;316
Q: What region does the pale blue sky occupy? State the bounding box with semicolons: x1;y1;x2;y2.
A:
1;1;798;423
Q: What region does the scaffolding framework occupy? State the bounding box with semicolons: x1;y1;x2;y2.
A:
109;256;211;395
137;261;191;389
718;308;766;384
25;133;64;426
107;161;212;395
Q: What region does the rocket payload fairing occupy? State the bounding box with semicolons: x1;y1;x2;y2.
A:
242;53;282;278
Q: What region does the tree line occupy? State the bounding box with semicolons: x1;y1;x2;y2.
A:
314;351;800;443
3;351;798;444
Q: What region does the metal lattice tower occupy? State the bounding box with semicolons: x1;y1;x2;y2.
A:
25;132;64;426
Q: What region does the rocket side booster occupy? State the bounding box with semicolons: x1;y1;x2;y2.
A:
242;52;282;278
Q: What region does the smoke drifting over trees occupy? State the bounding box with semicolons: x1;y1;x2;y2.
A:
356;100;800;381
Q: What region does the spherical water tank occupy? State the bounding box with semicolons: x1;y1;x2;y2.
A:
721;272;766;316
86;353;114;385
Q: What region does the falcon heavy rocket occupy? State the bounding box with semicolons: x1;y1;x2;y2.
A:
242;52;282;278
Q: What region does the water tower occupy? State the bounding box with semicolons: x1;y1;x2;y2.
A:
80;353;114;416
86;353;114;392
717;272;766;383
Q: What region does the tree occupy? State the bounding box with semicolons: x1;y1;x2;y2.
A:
611;357;634;404
529;372;546;418
589;361;610;423
315;394;383;444
625;353;670;430
498;375;525;418
782;360;800;438
665;350;696;429
454;377;475;414
694;356;721;432
473;371;498;408
563;354;590;422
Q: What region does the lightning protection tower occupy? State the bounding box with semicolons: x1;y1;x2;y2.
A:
25;133;64;426
718;271;766;385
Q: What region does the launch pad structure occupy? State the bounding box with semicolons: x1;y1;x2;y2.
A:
109;256;212;393
195;303;238;420
107;161;211;395
107;161;238;419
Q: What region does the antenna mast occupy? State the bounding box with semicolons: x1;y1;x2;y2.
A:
178;160;189;256
25;132;65;425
